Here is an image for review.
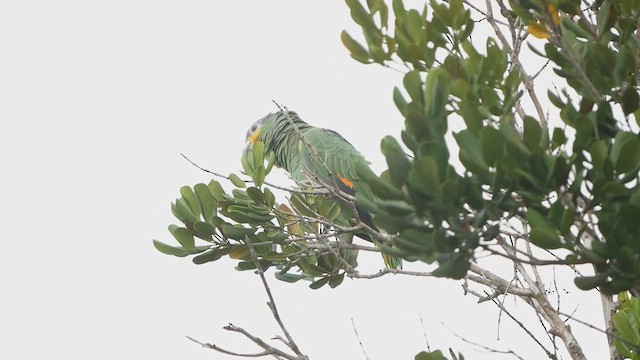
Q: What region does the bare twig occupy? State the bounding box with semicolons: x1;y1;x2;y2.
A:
245;235;308;359
351;318;370;360
463;286;557;359
348;268;433;279
560;309;639;356
468;264;534;298
442;323;526;360
186;335;277;358
181;152;306;194
186;235;308;360
419;313;431;352
484;0;548;127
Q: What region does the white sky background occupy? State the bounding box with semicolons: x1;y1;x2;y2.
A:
1;1;610;359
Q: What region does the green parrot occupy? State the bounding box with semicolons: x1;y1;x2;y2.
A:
243;110;402;269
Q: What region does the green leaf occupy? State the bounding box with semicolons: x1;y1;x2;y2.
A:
561;15;593;40
180;186;201;218
266;231;289;244
415;350;447;360
193;247;229;264
356;162;404;200
254;165;266;188
499;123;531;159
328;273;345;288
395;228;435;257
263;187;276;208
309;276;330;289
376;199;414;216
403;70;424;104
208;180;226;201
589;139;608;175
169;226;196;250
222;224;257;240
611;132;640;174
416;141;449;181
408;156;441;198
424;68;450;116
229;245;250;259
252;141;265;169
265;151;276;175
631;188;640;207
341;31;372;64
526;209;563;249
194;183;217;222
454;130;490;177
614;308;640;345
290;193;318;218
275;273;307;283
523;116;542;150
229;173;246;188
551;128;567;150
381;136;411;187
367;0;389;29
393;87;408;116
325;202;341;222
560;207;577;236
241;152;255;177
246;187;265;204
574;274;608;290
479;126;505;166
175;198;199;224
530;227;563;249
458;99;484;134
432;254;470;279
614;44;635;85
193;221;216;236
153;240;190;257
622;88;640;115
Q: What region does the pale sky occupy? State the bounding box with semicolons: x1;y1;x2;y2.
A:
1;1;608;359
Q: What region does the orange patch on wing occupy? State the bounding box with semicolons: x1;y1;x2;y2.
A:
339;176;354;189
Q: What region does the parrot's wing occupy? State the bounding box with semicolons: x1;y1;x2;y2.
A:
300;127;375;200
300;128;403;270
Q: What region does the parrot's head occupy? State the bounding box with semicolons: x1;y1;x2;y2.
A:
242;115;268;157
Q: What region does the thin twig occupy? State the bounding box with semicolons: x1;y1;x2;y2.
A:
186;335;275;358
464;286;557;359
351;318;370;360
348;268;433;279
419;313;431;352
181;152;304;194
245;235;308;359
560;308;638;356
485;0;548;127
442;323;526;360
468;264;534;297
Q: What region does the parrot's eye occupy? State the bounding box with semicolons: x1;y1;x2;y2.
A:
250;124;258;132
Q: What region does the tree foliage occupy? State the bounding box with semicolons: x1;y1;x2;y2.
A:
154;0;640;359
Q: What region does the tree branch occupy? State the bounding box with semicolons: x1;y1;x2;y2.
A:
485;0;548;127
245;236;308;359
351;318;371;360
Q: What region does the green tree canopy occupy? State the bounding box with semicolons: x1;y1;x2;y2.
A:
155;1;640;359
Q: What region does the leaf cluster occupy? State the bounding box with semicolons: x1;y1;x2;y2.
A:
156;0;640;293
341;0;640;291
155;142;358;289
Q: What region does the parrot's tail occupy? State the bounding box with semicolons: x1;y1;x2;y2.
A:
382;253;403;270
